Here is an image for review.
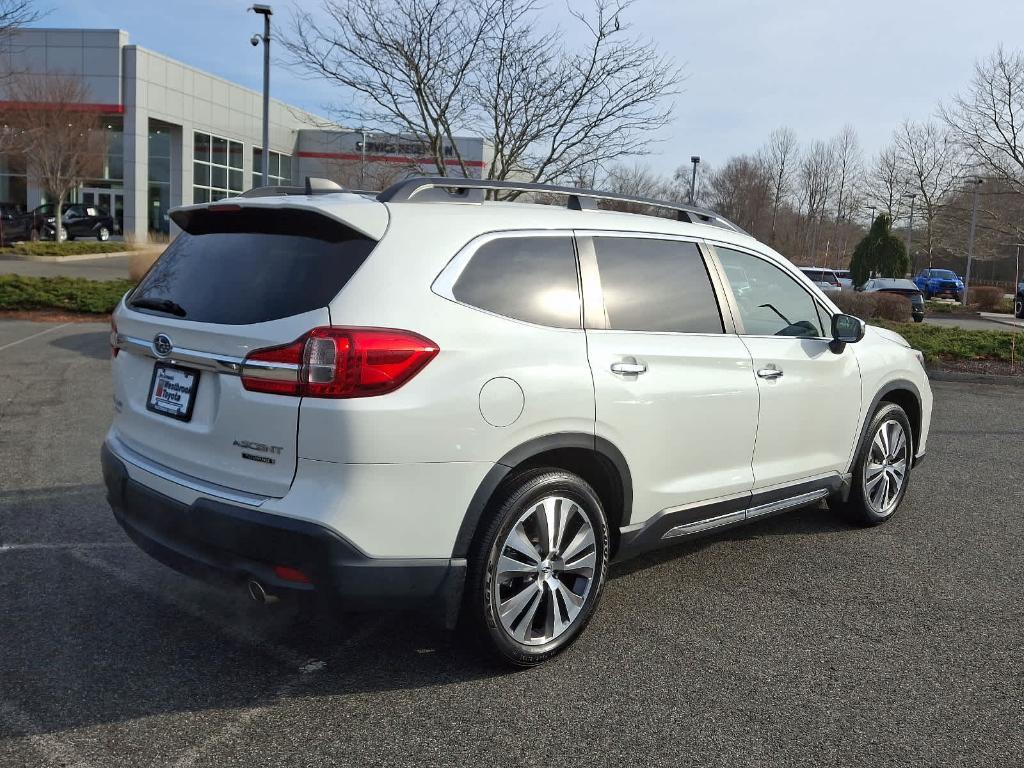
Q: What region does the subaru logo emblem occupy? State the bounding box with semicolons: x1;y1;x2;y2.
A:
153;333;173;357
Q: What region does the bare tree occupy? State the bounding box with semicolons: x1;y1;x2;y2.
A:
0;0;39;40
2;74;106;234
599;163;678;214
797;139;838;262
893;119;963;269
943;45;1024;192
704;155;773;236
284;0;682;187
757;126;799;244
866;142;904;220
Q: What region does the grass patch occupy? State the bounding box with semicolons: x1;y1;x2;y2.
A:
0;241;128;257
0;275;133;314
873;319;1022;363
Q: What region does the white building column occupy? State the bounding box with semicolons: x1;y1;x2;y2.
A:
122;47;149;243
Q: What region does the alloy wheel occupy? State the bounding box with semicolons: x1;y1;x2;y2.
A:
863;419;909;515
491;495;597;646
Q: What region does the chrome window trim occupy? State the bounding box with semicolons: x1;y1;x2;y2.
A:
107;435;269;507
430;229;585;331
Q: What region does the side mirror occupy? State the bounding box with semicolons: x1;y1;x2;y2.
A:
830;313;865;353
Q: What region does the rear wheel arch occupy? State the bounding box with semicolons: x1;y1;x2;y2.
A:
453;433;632;559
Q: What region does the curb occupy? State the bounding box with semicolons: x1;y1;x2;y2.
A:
0;250;137;263
927;368;1024;386
978;312;1024;330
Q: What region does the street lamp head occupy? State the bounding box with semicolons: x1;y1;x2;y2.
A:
690;155;700;164
250;34;261;46
250;3;273;15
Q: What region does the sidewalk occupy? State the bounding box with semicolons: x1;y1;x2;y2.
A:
979;312;1024;329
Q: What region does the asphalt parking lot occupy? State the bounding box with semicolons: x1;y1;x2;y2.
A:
1;320;1022;767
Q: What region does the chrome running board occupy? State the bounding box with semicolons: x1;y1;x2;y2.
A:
661;488;830;540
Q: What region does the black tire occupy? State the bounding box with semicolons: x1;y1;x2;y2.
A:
463;468;609;667
913;315;924;323
97;226;110;242
838;402;913;526
1015;297;1024;319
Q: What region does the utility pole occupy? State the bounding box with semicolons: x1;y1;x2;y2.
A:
904;192;917;272
865;205;876;228
689;156;700;204
250;4;273;187
963;178;983;306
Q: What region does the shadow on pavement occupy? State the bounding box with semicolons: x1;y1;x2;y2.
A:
48;330;109;361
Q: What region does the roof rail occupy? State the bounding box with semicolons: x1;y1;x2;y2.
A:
237;177;377;198
376;176;745;233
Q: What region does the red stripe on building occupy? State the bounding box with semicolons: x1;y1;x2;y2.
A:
296;151;486;168
0;101;124;113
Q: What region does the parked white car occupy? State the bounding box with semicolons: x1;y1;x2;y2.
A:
799;266;843;294
833;268;855;289
103;177;933;666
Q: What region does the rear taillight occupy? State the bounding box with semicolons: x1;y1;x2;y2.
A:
241;327;438;399
110;318;119;358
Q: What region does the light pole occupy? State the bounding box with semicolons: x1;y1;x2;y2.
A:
865;205;876;228
250;4;272;187
689;155;700;204
1015;242;1023;315
904;192;917;271
963;178;983;306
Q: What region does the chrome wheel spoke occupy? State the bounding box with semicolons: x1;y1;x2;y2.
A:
499;580;541;626
890;459;907;480
890;427;906;460
510;588;543;642
497;554;537;580
865;462;885;481
559;525;595;564
554;579;585;623
864;419;909;514
559;550;596;578
505;522;541;565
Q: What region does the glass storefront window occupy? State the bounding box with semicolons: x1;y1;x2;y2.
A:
251;148;293;188
193;131;244;201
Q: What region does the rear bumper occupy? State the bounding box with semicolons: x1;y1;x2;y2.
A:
101;442;466;623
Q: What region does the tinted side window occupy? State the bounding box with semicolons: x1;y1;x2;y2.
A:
593;237;722;334
452;236;581;328
716;247;825;337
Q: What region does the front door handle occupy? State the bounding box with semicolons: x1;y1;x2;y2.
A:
611;358;647;375
756;367;783;380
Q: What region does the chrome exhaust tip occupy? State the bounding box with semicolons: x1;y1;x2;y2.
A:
247;579;278;605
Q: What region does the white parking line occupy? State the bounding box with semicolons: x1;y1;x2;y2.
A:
0;322;71;353
0;542;131;553
171;617;383;768
69;548;308;669
0;700;95;768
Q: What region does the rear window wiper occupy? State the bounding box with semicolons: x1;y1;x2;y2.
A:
130;297;188;317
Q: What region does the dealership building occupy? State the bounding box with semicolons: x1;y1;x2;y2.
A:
0;28;490;241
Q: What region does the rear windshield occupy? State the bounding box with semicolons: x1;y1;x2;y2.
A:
129;208;376;325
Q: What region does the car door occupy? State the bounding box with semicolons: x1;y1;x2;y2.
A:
711;244;862;493
581;233;759;528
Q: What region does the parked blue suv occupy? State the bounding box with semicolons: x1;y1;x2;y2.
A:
1015;281;1023;318
914;269;964;301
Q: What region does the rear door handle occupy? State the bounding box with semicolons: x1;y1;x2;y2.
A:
756;367;783;380
611;358;647;375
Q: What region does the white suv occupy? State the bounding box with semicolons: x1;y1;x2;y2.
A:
103;177;932;666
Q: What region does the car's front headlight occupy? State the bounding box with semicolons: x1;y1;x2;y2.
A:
912;349;926;370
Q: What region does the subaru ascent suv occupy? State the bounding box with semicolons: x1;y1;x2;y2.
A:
102;177;932;666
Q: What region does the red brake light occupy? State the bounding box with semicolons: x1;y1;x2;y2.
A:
272;565;312;584
240;327;438;399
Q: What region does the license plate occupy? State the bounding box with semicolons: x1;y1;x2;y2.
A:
147;364;200;422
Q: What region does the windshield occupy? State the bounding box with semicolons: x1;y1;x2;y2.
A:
930;270;957;279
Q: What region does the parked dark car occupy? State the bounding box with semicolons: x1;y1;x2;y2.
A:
0;202;32;245
864;278;926;322
914;268;964;301
31;203;116;242
1015;281;1023;319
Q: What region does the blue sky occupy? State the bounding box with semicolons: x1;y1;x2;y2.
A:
36;0;1024;175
